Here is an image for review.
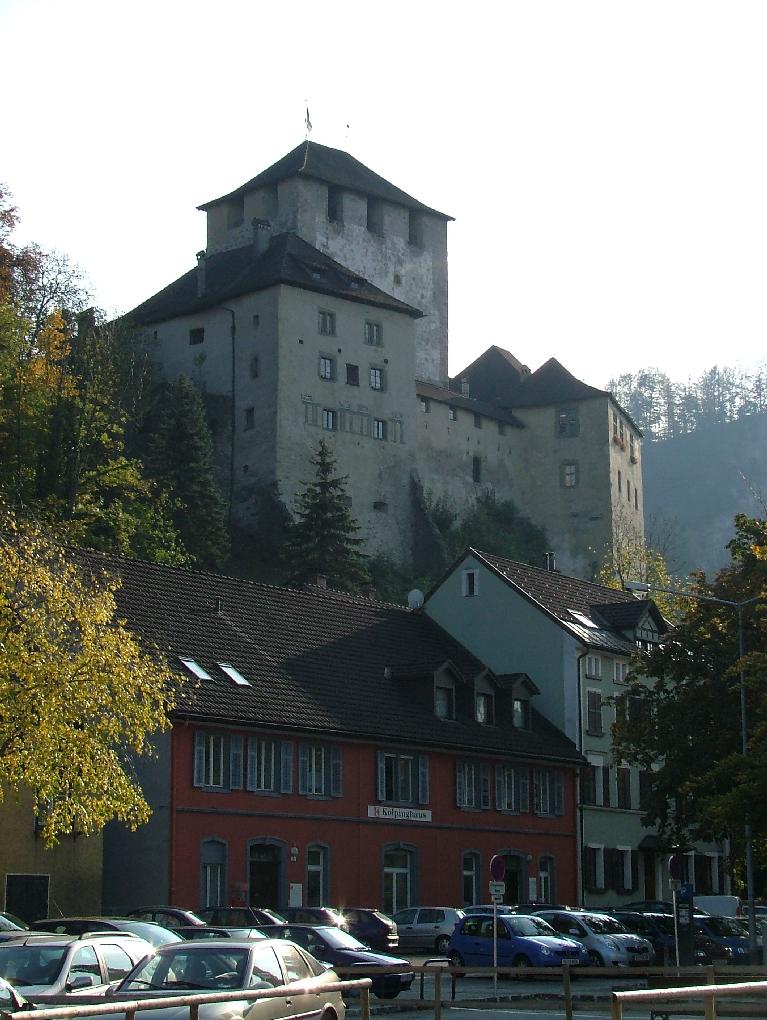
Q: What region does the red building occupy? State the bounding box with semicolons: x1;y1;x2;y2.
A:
95;553;584;916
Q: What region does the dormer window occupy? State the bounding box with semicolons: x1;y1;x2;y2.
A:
475;691;494;725
435;683;455;720
512;697;530;729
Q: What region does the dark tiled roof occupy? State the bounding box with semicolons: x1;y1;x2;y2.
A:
510;358;608;407
75;550;582;765
127;233;422;326
415;379;524;428
455;345;531;383
466;549;668;653
199;141;453;221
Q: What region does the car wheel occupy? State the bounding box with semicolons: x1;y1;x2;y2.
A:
512;954;531;978
376;989;401;1000
448;950;465;977
436;934;451;954
587;950;604;967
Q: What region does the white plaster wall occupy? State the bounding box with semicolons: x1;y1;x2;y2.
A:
273;285;418;562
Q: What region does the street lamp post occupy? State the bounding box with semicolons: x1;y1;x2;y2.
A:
625;580;761;962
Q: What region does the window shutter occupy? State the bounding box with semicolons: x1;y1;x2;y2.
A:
246;737;257;791
280;741;293;793
532;769;542;814
229;735;243;790
630;850;639;892
418;755;429;804
517;768;530;812
495;766;504;811
377;751;386;800
193;732;206;787
554;772;565;816
456;762;466;807
583;848;596;891
298;744;309;795
330;747;342;797
480;764;491;809
605;848;620;891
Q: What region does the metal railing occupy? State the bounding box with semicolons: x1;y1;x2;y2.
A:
0;978;372;1020
612;977;767;1020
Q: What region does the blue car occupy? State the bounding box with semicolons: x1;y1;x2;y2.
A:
694;916;752;964
448;914;590;969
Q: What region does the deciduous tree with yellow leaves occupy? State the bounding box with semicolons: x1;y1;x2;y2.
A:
0;506;177;845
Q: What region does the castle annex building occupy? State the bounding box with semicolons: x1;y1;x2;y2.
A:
130;141;643;578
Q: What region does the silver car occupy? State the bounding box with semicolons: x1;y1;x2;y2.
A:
106;938;347;1020
0;933;153;998
534;910;654;966
391;907;464;954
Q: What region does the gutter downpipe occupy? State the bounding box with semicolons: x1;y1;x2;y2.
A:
221;307;236;527
576;645;589;907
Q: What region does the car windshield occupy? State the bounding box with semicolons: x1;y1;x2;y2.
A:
317;929;368;951
705;918;748;937
110;921;183;946
582;915;628;934
122;948;250;991
506;917;556;936
0;946;67;986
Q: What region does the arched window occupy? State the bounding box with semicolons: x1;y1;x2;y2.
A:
462;851;480;905
200;839;227;908
306;844;329;906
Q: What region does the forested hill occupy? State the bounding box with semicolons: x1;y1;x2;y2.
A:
608;365;767;440
642;413;767;579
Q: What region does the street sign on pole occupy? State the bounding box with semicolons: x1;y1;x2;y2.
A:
489;880;505;897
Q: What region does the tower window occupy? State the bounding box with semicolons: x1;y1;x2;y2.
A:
367;197;383;235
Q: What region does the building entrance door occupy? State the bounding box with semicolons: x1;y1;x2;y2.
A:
504;856;523;904
249;845;280;909
383;850;411;915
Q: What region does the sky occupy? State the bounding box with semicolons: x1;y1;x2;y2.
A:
3;0;766;389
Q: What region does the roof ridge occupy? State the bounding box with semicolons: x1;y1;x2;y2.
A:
472;547;636;601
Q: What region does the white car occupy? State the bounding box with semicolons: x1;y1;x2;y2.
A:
534;910;654;966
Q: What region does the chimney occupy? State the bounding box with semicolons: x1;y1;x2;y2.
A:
305;573;327;589
195;251;206;297
252;218;272;256
544;551;557;572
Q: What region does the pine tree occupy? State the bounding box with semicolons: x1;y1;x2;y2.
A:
143;377;229;570
286;439;369;592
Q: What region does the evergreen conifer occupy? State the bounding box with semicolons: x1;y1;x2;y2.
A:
286;439;369;592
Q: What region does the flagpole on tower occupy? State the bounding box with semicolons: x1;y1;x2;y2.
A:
304;103;312;139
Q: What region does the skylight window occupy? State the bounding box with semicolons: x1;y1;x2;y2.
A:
179;656;212;680
218;663;251;686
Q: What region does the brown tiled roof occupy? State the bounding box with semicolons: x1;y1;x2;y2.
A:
465;549;668;653
127;233;422;326
75;550;582;765
198;141;453;220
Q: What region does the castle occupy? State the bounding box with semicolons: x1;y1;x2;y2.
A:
130;141;643;578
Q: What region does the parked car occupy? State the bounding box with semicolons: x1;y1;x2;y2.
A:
0;975;32;1015
259;924;413;999
198;908;286;927
534;910;653;966
612;911;678;965
462;905;517;916
279;907;348;931
174;927;267;941
30;918;183;948
448;914;590;969
126;907;205;929
0;932;154;999
110;937;347;1020
693;896;742;917
338;909;398;952
694;916;752;964
392;907;464;954
0;915;27;932
618;900;678;915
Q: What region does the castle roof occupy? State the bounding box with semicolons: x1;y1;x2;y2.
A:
198;141;453;221
127;232;422;326
510;357;608;407
415;378;524;428
73;549;581;765
459;548;668;654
